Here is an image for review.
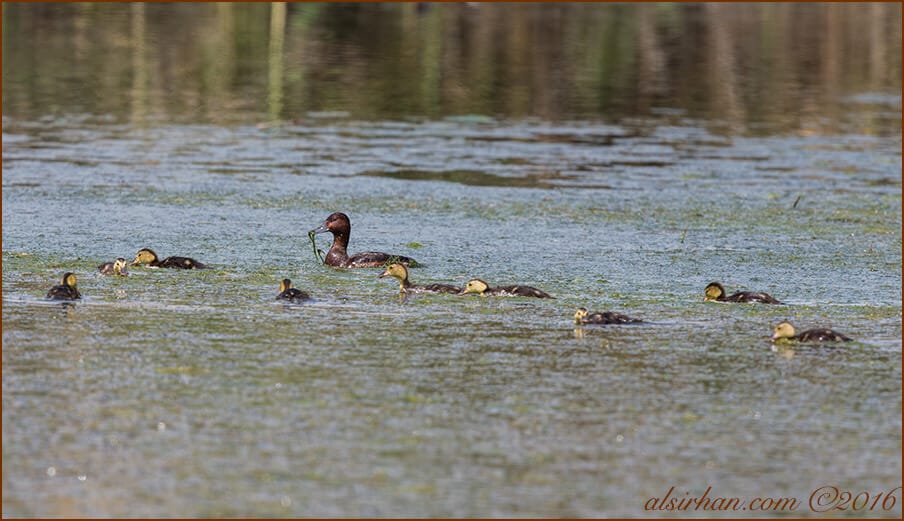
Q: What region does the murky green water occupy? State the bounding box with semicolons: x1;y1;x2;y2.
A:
3;3;902;518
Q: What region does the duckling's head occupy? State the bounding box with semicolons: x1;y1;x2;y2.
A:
772;321;796;341
704;282;725;301
279;279;294;292
460;279;489;295
61;272;77;287
574;307;589;324
311;212;351;237
113;258;128;275
378;263;408;281
132;248;158;265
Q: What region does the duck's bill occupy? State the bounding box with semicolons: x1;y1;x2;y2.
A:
130;258;141;266
310;223;329;235
378;270;390;278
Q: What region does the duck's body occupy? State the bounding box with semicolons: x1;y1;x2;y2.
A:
131;248;207;269
574;308;643;325
459;279;554;299
772;322;851;343
46;272;81;301
704;282;783;304
276;279;310;302
98;258;129;276
311;212;418;268
379;263;460;294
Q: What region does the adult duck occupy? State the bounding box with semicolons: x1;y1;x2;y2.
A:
310;212;418;268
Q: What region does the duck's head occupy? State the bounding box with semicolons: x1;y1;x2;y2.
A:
459;279;489;295
61;272;77;287
772;321;796;341
279;278;294;292
311;212;351;237
378;263;408;281
113;258;128;275
132;248;158;265
574;307;589;324
704;282;725;301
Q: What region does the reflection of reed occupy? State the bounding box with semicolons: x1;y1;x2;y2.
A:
268;2;286;121
200;3;236;126
1;2;900;134
636;4;666;108
129;2;147;124
704;3;744;133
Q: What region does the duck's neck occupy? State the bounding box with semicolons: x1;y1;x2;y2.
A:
325;231;350;266
398;277;412;291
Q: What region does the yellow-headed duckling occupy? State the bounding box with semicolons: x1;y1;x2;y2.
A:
771;321;852;343
704;281;783;304
378;263;460;294
46;272;81;300
310;212;418;268
98;258;129;276
131;248;208;269
459;278;554;299
574;307;643;325
276;278;310;302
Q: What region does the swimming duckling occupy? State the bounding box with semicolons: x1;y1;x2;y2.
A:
131;248;208;269
378;263;460;294
704;282;783;304
574;307;643;325
46;272;81;300
276;278;310;302
98;258;129;276
771;321;852;343
459;279;554;298
310;212;418;268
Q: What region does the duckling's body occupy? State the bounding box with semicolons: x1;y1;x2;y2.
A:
311;212;418;268
132;248;207;269
704;282;783;304
98;258;129;276
460;279;554;299
379;263;460;294
574;308;643;325
772;321;851;343
46;272;81;301
276;279;310;302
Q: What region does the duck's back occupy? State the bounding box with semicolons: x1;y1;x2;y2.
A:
277;288;310;301
585;311;643;324
47;285;81;300
491;285;554;298
346;252;417;268
158;256;207;269
411;283;461;294
796;329;852;342
723;291;783;304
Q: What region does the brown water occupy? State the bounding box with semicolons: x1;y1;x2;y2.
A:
2;3;902;518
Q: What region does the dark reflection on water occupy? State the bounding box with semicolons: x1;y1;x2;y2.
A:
2;2;901;135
